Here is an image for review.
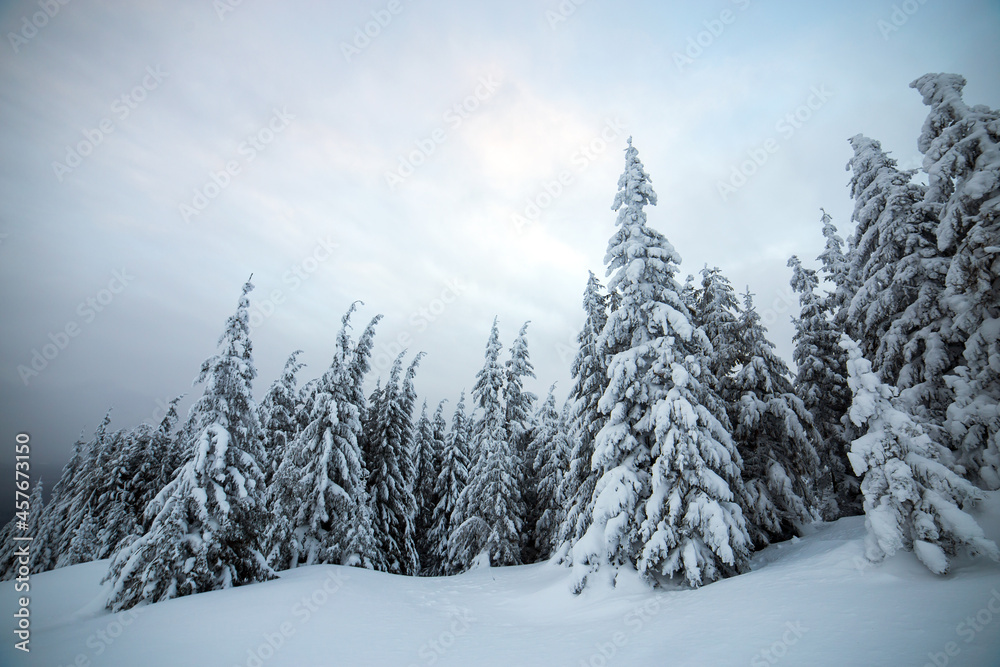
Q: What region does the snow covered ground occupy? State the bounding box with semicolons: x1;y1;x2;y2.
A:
5;494;1000;667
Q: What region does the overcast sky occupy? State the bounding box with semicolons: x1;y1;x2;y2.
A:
1;0;998;474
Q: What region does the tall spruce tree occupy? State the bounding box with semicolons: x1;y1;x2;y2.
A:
433;392;471;575
911;73;1000;489
557;271;609;557
726;290;825;543
450;320;524;569
258;350;305;486
363;351;424;575
412;402;439;573
788;255;857;515
526;384;570;561
265;306;381;572
505;320;538;456
105;279;273;611
845;134;951;427
571;138;751;591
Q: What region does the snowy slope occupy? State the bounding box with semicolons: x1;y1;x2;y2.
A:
5;494;1000;667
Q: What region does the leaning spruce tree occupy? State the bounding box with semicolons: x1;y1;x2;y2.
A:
910;73;1000;490
265;305;381;572
571;138;751;591
842;336;998;574
105;279;273;611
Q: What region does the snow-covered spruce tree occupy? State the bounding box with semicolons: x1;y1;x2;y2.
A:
29;430;88;573
910;73;1000;489
258;350;305;486
526;384;571;561
571;138;751;591
362;351;424;575
557;271;609;557
412;402;438;573
689;265;745;434
450;319;525;569
817;209;854;333
505;320;538;455
788;255;856;516
416;400;448;575
845;134;952;420
104;279;273;611
432;392;471;575
0;479;45;580
48;411;131;567
725;290;824;545
842;335;998;573
123;398;183;535
693;265;742;385
265;306;381;572
64;511;100;567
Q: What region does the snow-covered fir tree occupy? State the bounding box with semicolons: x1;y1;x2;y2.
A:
504;320;538;455
432;392;471;575
845;134;951;426
557;271;609;557
450;319;525;569
362;351;424;575
725;290;824;544
0;479;45;580
693;265;742;385
842;335;999;573
817;209;854;333
265;306;381;572
104;279;273;611
525;384;571;561
571;138;751;591
258;350;305;485
910;73;1000;489
788;255;857;515
64;511;100;567
412;402;439;573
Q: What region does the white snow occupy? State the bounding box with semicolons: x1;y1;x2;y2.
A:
7;493;1000;667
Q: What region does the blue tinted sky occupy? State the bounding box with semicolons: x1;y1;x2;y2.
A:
1;0;998;469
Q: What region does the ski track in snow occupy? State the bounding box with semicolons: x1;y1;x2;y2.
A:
5;493;1000;667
